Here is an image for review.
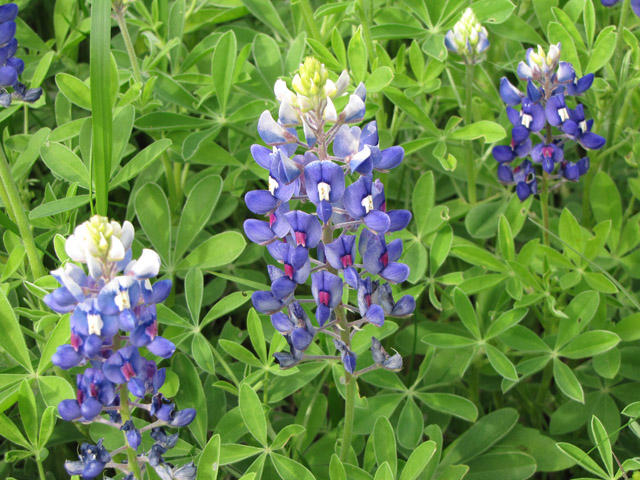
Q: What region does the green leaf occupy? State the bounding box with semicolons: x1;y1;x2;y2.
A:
55;73;91;110
201;292;252;328
135;112;216;131
472;0;516;24
330;454;347;480
38;407;56;449
191;334;215;374
18;381;37;446
485;344;518;381
197;434;220;480
241;0;291;40
348;27;367;84
253;33;283;87
219;339;262;367
219;444;262;464
399;440;437;480
271;453;315;480
484;309;528;340
37;314;70;374
172;354;208;447
465;451;536;479
453;288;481;339
373;416;397;477
135;183;172;264
0;289;32;372
558;330;620;359
584;0;595;48
29;195;91;219
590;415;613;476
185;268;204;323
384;87;438;134
591;170;621;252
175;175;222;260
497;215;515;261
37;376;74;409
40;142;90;188
415;392;478;422
553;358;584;403
586;26;616;74
247;308;267;364
559;207;584;262
177;232;246;272
451;245;507;272
397;397;423;449
440;408;519;468
365;66;393;93
212;30;237;114
450;121;506;143
0;413;30;449
238;383;267;447
556;442;608;477
430;225;452;276
110;139;172;189
583;272;618;294
270;424;305;450
422;333;476;348
412;171;435;238
374;462;394;480
555;290;600;349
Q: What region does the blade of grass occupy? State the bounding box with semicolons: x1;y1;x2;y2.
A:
90;0;113;216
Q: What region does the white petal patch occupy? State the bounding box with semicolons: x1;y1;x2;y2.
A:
361;195;374;214
87;313;104;336
520;113;532;129
115;288;131;311
268;176;279;195
318;182;331;201
559;108;569;122
579;120;588;133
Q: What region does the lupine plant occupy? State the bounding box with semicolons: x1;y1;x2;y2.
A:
244;57;414;461
494;43;605;245
44;216;196;479
3;1;640;479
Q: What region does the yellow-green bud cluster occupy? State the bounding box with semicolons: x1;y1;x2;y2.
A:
529;44;561;72
446;8;489;62
292;57;330;106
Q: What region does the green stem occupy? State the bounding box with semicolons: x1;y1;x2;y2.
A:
36;458;46;480
296;0;321;43
613;0;630;78
119;384;144;480
114;4;143;84
535;362;553;407
0;146;46;279
541;124;553;246
338;304;356;463
465;63;477;204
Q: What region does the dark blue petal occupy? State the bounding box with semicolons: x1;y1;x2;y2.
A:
556;62;575;83
251;144;272;169
291;327;314;350
492;145;516;163
0;65;16;87
365;304;385;326
58;399;81;421
147;337;176;358
497;164;513;183
245;190;279;215
169;408;197;427
516;181;532;201
344;266;359;289
0;4;19;24
387;210;411;232
6;56;22;75
499;78;522;106
512;125;529;144
391;295;416;316
526;80;541;102
364;210;390;234
387;238;403;262
271;276;297;300
80;397;103;421
0;21;16;47
381;263;409;284
52;345;84;369
580;131;605;150
251;291;284;315
244;219;276;245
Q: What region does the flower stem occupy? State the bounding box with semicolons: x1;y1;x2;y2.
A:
0;145;46;279
114;4;143;84
36;458;46;480
540;124;553;246
464;62;477;204
119;384;144;480
338;304;356;463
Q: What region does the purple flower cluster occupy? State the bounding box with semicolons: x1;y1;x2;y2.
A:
44;216;195;480
493;43;604;201
243;58;415;375
0;3;42;106
602;0;640;17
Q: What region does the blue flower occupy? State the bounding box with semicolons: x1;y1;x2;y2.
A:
357;277;385;326
561;104;606;150
98;276;141;330
244;204;291;246
371;337;403;371
359;230;409;284
602;0;640;17
565;73;594;96
155;462;197;480
559;157;590;182
52;330;103;369
103;345;162;397
44;264;94;313
492;135;532;164
129;305;176;358
545;93;571;127
58;368;116;422
304;160;346;222
371;281;416;317
333;122;378;174
531;143;563;174
150;393;196;427
334;339;357;374
513;160;538;201
344;176;390;233
121;420;142;450
273;334;304;368
266;243;310;299
64;439;111;480
311;271;343;326
284;210;322;248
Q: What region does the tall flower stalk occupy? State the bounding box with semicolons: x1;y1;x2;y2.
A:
244;57;415;461
493;44;605;245
445;7;490;204
44;216;196;480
